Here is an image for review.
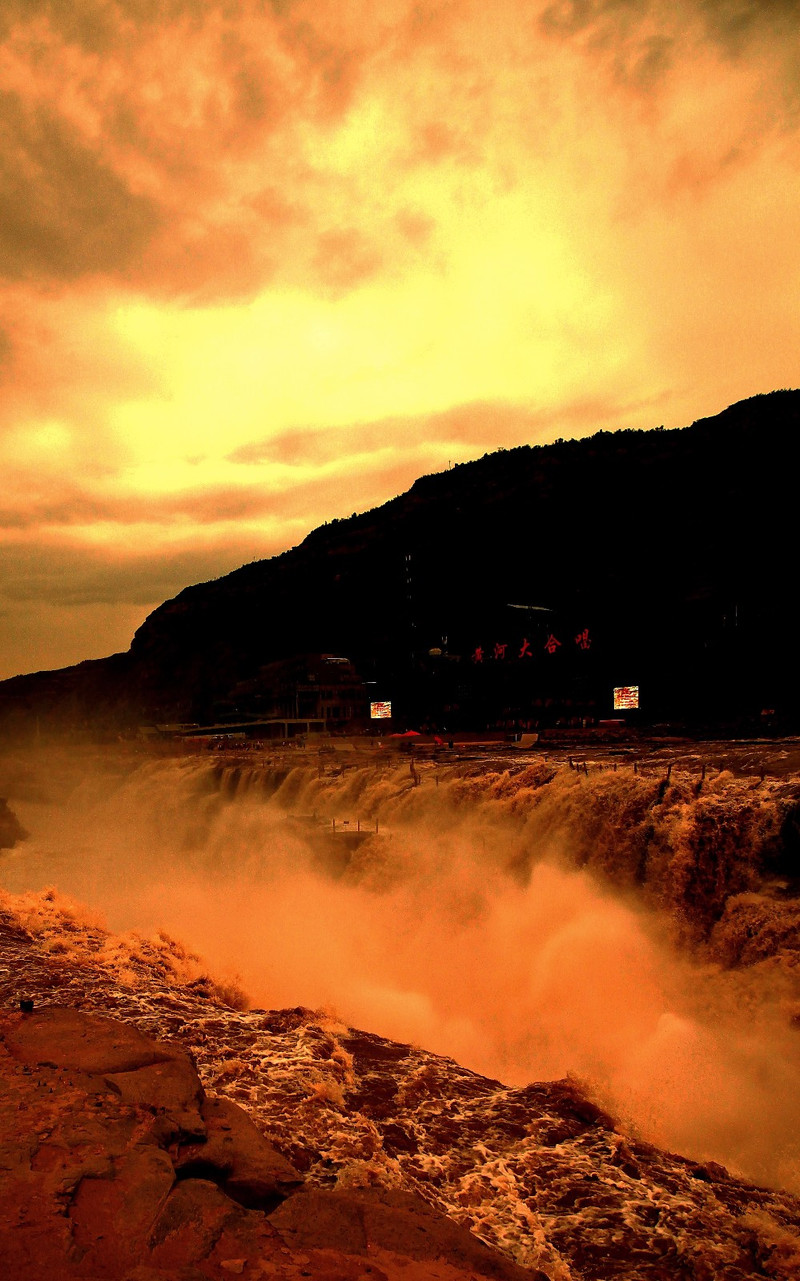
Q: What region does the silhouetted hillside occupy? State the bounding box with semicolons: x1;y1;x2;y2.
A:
2;390;799;736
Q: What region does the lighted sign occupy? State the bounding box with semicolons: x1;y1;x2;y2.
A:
613;686;639;711
370;701;392;719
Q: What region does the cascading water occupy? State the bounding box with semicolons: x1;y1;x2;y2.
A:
2;744;800;1196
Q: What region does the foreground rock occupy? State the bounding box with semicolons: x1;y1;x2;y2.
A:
0;1006;546;1280
173;1096;304;1210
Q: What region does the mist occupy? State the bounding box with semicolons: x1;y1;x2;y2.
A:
2;746;799;1194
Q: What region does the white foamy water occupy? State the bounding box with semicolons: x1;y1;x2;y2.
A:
2;744;800;1194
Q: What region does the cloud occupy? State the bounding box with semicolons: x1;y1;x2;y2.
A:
538;0;800;47
0;445;481;540
0;287;163;486
0;478;337;531
1;0;795;305
312;227;384;296
0;2;329;296
0;90;160;282
0;0;799;678
538;0;800;103
0;4;202;52
229;396;654;468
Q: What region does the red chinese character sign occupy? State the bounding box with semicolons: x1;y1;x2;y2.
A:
370;701;392;719
469;628;593;660
613;686;639;711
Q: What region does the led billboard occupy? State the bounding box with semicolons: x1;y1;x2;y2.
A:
613;686;639;710
370;701;392;719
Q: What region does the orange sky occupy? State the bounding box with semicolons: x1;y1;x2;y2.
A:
1;0;799;679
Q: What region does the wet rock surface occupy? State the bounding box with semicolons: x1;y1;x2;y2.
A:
269;1188;545;1279
3;914;800;1280
5;1004;185;1073
174;1096;305;1210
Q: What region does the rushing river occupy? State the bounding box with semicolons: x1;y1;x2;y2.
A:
2;743;800;1198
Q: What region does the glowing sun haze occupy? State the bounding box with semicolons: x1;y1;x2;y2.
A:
1;0;798;678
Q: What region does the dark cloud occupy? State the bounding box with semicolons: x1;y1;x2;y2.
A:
0;91;160;282
540;0;800;38
0;2;210;51
282;17;362;119
539;0;800;104
1;0;795;301
134;223;279;306
0;1;366;296
695;1;800;52
536;0;800;195
231;61;274;125
0;2;118;51
540;0;800;57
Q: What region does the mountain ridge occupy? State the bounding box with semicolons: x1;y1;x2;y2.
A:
2;389;799;735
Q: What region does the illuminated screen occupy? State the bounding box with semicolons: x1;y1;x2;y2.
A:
370;701;392;719
613;686;639;710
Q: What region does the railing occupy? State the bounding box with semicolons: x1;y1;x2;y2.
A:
331;818;380;835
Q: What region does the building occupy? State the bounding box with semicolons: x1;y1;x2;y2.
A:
229;653;370;730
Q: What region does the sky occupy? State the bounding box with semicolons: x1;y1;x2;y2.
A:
0;0;798;680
